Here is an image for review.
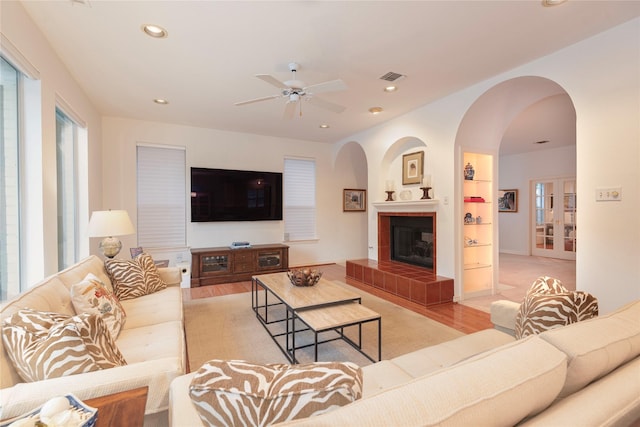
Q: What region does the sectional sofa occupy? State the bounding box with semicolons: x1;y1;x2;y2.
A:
170;299;640;426
0;255;186;426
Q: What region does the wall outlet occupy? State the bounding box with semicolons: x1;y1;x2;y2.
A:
595;187;622;201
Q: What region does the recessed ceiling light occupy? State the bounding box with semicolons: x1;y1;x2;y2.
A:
153;98;169;105
541;0;567;6
369;107;383;115
383;86;398;93
319;124;330;129
142;24;168;38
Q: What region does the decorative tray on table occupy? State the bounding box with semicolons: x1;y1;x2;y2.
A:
0;394;97;427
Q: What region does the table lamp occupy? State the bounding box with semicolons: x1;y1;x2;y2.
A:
88;210;136;258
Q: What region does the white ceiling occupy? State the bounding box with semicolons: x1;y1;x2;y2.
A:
18;1;640;153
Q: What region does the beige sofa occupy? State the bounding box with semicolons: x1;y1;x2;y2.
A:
0;255;186;427
170;299;640;426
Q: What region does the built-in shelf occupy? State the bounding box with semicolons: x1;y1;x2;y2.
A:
462;152;494;296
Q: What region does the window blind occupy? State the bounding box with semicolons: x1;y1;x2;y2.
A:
136;145;186;248
284;158;316;241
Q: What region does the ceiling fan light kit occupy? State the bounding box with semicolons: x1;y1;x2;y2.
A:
235;62;347;118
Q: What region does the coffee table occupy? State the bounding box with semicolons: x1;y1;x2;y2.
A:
252;272;381;363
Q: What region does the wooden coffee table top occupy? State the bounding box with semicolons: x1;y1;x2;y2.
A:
254;272;360;310
296;301;380;331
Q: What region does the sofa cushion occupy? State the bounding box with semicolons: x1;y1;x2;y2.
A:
277;336;567;427
1;310;127;382
189;360;362;427
104;253;167;301
515;291;598;339
119;286;183;329
539;299;640;397
71;273;127;339
391;329;514;379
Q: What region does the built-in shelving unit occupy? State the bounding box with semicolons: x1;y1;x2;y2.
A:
462;152;494;296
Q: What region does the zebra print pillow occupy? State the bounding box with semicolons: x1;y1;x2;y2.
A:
527;276;568;296
515;291;599;339
104;252;167;300
189;360;363;427
1;309;127;382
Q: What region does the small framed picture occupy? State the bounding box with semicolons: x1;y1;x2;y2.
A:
402;151;424;185
498;189;518;212
343;189;366;212
130;247;143;258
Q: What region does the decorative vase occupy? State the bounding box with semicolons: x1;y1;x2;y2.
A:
464;162;475;180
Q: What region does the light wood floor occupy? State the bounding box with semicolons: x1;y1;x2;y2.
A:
182;264;493;334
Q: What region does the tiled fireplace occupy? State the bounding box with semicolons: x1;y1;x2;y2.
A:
346;211;454;307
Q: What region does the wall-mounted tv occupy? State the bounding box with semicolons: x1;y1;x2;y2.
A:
190;167;283;222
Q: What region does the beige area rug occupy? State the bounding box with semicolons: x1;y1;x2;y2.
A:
184;281;464;372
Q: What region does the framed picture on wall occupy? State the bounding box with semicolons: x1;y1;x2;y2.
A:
343;189;366;212
402;151;424;185
498;189;518;212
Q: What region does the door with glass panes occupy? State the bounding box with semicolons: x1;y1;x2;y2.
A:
532;178;576;260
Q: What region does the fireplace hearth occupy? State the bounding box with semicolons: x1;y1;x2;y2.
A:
346;210;451;307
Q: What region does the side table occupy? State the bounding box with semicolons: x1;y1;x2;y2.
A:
84;386;148;427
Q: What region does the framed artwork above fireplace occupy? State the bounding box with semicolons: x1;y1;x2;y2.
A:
402;151;424;185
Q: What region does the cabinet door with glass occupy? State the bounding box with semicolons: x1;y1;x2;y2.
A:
532;178;576;260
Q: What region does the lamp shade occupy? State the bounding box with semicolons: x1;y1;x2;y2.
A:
88;210;135;237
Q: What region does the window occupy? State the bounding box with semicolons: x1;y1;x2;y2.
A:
56;108;80;269
1;57;20;300
284;158;316;241
136;145;186;248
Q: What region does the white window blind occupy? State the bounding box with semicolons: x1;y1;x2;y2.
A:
136;145;186;248
284;158;316;241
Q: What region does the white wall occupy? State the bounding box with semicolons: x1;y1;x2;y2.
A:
1;2;103;282
498;145;576;255
101;117;368;267
338;18;640;313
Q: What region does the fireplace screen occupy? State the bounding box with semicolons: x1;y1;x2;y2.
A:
390;216;434;269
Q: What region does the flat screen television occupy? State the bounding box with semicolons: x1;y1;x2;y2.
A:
190;167;283;222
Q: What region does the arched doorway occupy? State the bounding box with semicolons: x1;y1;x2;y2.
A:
455;76;577;302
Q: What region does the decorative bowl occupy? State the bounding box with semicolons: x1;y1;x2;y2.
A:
287;269;322;287
0;394;97;427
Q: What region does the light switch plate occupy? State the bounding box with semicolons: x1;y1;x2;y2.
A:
595;187;622;201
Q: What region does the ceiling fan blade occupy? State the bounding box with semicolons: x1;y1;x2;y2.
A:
234;94;281;106
283;101;296;119
304;79;347;94
306;96;346;114
256;74;288;89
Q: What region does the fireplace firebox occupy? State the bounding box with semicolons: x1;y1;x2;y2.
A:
390;216;434;269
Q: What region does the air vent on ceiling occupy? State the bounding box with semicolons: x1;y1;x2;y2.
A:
379;72;406;82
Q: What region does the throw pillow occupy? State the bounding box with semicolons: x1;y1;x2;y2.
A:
526;275;568;296
189;360;363;427
71;272;126;339
1;309;127;382
104;252;167;300
515;291;598;339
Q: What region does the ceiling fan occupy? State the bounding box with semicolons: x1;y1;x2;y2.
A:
235;62;347;118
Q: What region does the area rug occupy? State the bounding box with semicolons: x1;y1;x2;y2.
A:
183;281;464;372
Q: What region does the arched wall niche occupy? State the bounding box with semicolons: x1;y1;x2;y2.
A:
380;136;427;198
333;141;369;260
453;75;575;300
334;141;368;189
